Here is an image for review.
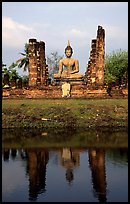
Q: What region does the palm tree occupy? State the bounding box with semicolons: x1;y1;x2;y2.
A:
16;43;29;72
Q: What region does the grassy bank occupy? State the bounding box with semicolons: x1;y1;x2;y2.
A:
2;127;128;148
2;98;128;129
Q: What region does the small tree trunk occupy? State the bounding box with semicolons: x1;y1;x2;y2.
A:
17;78;23;89
3;73;10;88
11;76;17;89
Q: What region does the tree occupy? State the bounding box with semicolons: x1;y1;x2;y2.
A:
2;62;21;87
47;51;63;81
2;63;9;85
104;49;128;87
16;43;29;72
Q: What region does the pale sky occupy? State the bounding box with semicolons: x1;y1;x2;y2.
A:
2;2;128;76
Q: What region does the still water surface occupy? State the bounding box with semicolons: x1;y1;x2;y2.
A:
2;128;128;202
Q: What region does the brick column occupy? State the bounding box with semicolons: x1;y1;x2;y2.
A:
39;41;47;85
90;39;97;87
86;25;105;89
86;39;97;89
28;39;48;87
36;42;41;85
28;39;38;87
96;26;105;87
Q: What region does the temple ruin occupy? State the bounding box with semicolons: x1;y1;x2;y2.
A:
2;25;128;98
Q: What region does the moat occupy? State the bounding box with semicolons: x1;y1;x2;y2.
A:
2;128;128;202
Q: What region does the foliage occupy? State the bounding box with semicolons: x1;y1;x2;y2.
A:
2;62;9;75
21;75;29;86
104;72;117;85
2;43;29;86
2;62;21;83
2;63;29;88
47;51;63;80
2;62;6;68
104;49;128;87
8;63;20;81
8;62;18;70
16;43;29;72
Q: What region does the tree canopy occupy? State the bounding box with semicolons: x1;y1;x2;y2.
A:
104;49;128;87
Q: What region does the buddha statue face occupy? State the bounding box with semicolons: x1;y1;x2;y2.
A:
65;49;72;58
65;44;73;58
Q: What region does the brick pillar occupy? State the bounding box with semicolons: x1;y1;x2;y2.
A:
36;42;41;85
28;39;48;87
90;39;97;87
28;39;38;87
86;25;105;89
39;41;47;85
96;26;105;87
86;39;97;89
45;65;49;85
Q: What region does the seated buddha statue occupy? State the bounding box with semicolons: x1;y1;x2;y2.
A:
54;41;83;79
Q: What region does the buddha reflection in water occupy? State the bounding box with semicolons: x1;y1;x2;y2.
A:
88;148;107;203
60;148;80;185
26;148;49;201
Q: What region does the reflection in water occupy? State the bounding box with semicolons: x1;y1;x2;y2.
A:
26;149;49;201
3;149;10;161
107;148;128;164
60;148;80;184
88;148;107;203
19;149;28;160
11;149;17;160
2;127;128;148
2;148;49;201
2;147;128;202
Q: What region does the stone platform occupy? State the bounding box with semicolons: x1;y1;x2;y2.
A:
2;84;128;99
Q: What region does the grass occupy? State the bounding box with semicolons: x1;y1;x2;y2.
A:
2;98;128;129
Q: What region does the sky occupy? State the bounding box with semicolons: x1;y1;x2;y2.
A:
2;2;128;76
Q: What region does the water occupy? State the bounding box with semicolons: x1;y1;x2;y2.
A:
2;128;128;202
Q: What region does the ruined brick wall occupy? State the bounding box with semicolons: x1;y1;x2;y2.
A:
28;39;48;87
85;25;105;89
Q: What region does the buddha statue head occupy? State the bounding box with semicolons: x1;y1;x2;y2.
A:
65;40;73;58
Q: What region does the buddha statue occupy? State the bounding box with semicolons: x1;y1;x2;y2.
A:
54;41;83;80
